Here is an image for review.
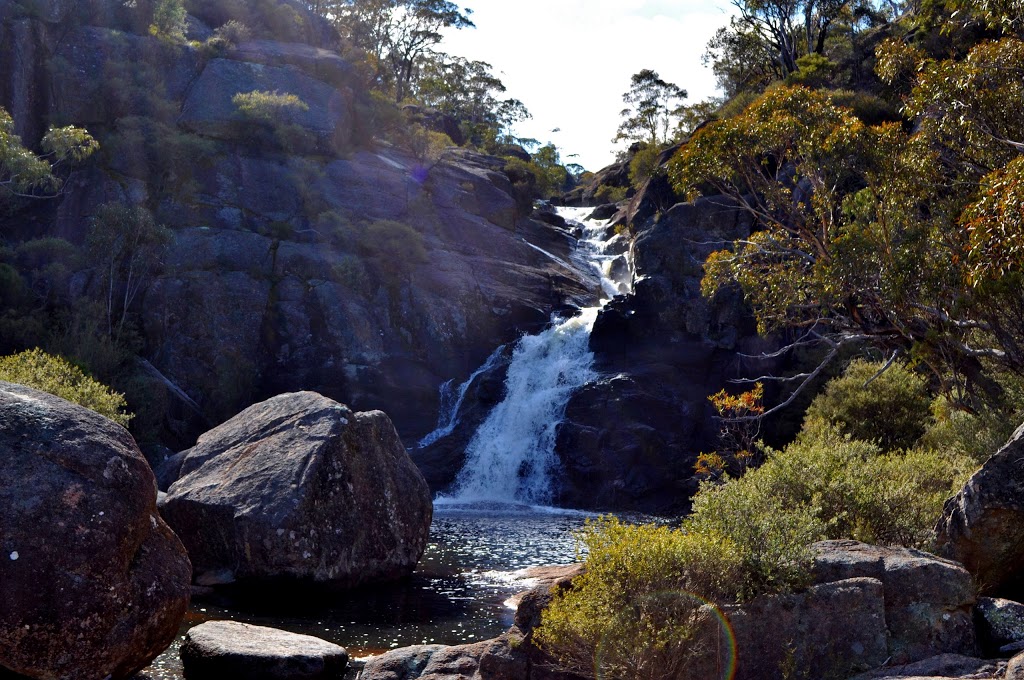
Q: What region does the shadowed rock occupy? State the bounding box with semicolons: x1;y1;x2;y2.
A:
0;381;191;679
937;423;1024;598
159;392;431;589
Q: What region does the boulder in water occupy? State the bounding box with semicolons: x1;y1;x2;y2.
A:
159;391;432;589
0;381;191;679
180;621;348;680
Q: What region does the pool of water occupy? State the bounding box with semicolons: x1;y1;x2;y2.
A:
138;503;611;678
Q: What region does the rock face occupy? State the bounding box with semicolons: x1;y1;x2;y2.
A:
976;597;1024;653
937;423;1024;598
554;196;770;511
0;2;593;452
159;392;431;588
850;653;1006;680
180;621;348;680
0;381;191;679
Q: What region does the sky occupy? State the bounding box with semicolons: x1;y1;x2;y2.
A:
441;0;735;172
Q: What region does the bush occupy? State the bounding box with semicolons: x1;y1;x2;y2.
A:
232;90;313;151
801;359;931;451
628;143;662;188
685;472;823;599
593;184;628;204
535;517;743;680
0;348;133;427
698;425;976;551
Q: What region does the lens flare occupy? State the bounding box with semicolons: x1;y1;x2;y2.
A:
593;590;737;680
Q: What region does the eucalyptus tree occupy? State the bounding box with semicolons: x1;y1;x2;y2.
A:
614;70;687;147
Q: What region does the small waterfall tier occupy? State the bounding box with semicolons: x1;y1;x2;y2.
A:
433;207;632;508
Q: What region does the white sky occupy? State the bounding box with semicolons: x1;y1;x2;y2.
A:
441;0;735;171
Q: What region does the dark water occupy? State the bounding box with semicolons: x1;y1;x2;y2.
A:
139;503;603;678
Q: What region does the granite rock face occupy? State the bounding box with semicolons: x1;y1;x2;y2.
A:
0;381;191;679
160;392;431;589
937;423;1024;599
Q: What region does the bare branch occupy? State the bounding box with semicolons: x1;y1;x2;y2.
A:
862;350;900;388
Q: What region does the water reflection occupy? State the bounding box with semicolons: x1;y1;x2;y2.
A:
140;504;605;678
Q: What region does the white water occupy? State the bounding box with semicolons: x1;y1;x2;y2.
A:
435;207;632;507
418;345;506;448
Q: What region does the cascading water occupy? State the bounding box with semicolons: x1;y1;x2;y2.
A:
418;345;506;448
434;207;632;507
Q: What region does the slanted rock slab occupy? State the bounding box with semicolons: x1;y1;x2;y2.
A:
160;391;432;589
180;621;347;680
0;381;191;679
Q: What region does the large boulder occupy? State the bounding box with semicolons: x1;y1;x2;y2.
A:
812;540;978;663
0;381;191;679
937;423;1024;598
159;392;432;589
180;621;348;680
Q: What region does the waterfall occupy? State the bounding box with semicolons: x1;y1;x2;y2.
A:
418;345;505;448
435;207;631;507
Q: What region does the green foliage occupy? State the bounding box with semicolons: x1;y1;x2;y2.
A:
1;107;98;197
615;69;688;147
785;53;839;88
593;184;628;205
686;476;823;599
503;145;570;202
87;203;172;343
628;143;663;188
149;0;187;41
232;90;314;151
361;219;428;264
0;348;133;427
802;359;931;450
535;517;743;680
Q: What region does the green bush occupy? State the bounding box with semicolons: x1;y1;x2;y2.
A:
0;348;133;427
801;359;931;451
362;220;428;264
628;143;662;188
685;472;823;599
536;517;743;680
232;90;313;151
698;425;976;551
593;184;628;204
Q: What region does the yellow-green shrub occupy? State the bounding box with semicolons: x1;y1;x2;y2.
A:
536;517;743;680
0;348;133;427
801;359;931;451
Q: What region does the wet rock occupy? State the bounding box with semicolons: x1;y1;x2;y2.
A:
159;392;431;589
0;381;191;679
976;597;1024;653
937;423;1024;598
180;621;348;680
849;653;1006;679
812;540;978;663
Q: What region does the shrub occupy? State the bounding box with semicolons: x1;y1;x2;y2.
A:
593;184;628;204
535;517;743;680
801;359;931;451
628;143;662;188
700;425;976;551
362;220;428;264
0;348;133;427
685;472;823;599
232;90;313;151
